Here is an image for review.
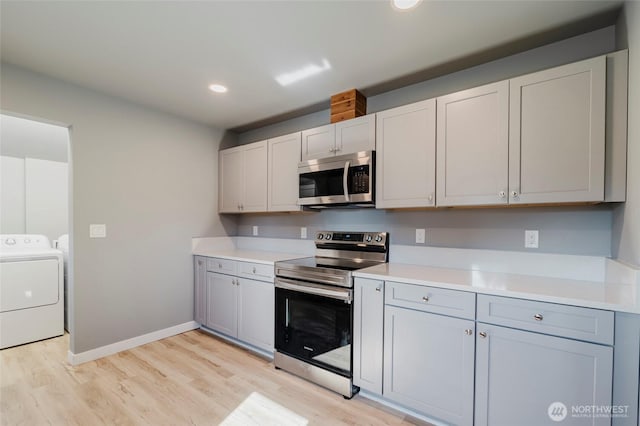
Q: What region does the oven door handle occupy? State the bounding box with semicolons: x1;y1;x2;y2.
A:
343;160;350;202
275;278;352;303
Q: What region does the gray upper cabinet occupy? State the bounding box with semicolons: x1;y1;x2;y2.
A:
437;81;510;206
301;115;375;161
268;132;302;212
301;124;335;161
219;140;268;213
335;114;375;156
509;56;606;204
353;278;384;394
376;99;437;208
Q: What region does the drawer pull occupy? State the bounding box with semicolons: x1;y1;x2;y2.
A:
534;313;544;321
218;263;222;268
198;260;203;266
422;296;429;302
252;267;256;273
375;286;381;292
464;329;473;335
479;331;487;338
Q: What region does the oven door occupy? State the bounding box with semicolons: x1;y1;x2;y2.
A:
275;277;353;377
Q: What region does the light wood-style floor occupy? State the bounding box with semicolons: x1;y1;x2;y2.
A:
0;330;431;425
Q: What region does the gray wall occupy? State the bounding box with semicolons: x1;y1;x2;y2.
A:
0;63;236;353
235;26;619;257
612;1;640;268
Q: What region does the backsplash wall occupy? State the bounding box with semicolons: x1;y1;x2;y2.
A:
236;205;613;257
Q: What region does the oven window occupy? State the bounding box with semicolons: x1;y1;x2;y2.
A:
299;169;345;198
275;287;352;377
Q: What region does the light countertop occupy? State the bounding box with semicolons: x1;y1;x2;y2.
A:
354;263;640;314
193;248;305;265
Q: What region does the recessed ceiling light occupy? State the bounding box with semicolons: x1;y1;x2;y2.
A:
275;59;332;86
209;84;228;93
392;0;422;10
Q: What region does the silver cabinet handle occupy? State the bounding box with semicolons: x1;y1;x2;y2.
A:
218;263;222;268
329;147;335;153
343;160;351;202
335;146;341;152
375;286;382;292
252;267;256;274
534;313;543;321
464;329;473;335
479;331;487;338
499;191;506;198
511;191;519;198
198;260;203;266
428;193;434;203
422;296;429;302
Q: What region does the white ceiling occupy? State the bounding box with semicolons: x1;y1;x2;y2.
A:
0;1;623;132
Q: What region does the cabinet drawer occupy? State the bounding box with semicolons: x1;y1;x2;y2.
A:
385;281;476;320
477;295;614;345
206;257;236;275
237;261;274;282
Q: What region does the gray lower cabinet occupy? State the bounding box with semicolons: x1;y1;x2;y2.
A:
194;256;207;325
196;256;276;354
353;278;384;394
474;323;613;426
206;271;237;337
383;281;476;426
237;277;274;352
384;306;475;426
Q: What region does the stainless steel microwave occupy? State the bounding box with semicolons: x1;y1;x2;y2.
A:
298;151;374;208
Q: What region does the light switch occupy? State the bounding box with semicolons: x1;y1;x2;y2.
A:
416;228;426;244
300;227;307;239
252;225;259;236
525;230;539;248
90;224;106;238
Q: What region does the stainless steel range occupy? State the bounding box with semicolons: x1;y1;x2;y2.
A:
274;230;389;398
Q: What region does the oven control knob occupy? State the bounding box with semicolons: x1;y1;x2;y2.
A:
317;233;324;240
325;233;332;240
375;235;383;243
365;235;373;242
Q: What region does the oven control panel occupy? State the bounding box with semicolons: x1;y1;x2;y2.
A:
315;231;387;247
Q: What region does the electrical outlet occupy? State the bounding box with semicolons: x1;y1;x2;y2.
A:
89;224;106;238
252;226;259;236
525;230;539;248
300;227;307;239
416;228;426;244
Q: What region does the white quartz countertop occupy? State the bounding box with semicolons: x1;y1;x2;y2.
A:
354;263;640;314
192;248;305;265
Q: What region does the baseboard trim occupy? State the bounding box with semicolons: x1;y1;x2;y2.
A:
67;321;199;365
199;325;274;360
358;390;447;426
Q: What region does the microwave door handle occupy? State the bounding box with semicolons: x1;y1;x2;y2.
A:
343;160;350;202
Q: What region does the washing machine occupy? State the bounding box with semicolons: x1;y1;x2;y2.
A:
0;234;64;349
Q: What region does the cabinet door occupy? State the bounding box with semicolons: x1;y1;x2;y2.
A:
475;324;613;426
206;272;237;337
218;147;243;213
437;81;509;206
301;124;336;161
509;56;606;204
384;306;475;426
268;132;302;212
194;256;207;325
335;115;375;156
237;277;274;353
376;99;436;208
242;141;268;212
353;278;384;394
